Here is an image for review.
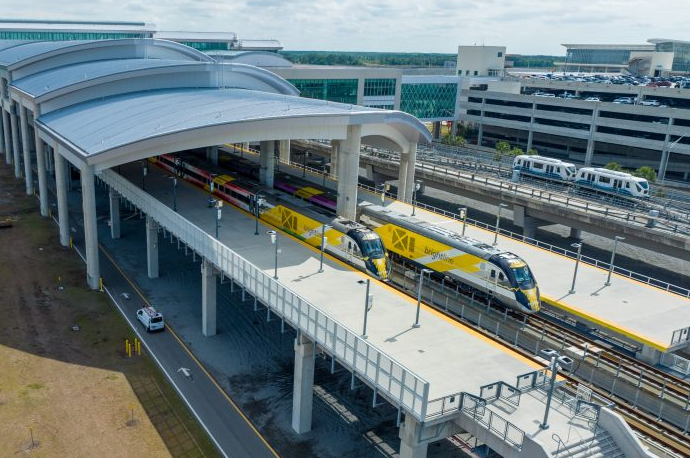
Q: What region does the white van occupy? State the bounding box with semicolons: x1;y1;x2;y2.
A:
137;306;165;332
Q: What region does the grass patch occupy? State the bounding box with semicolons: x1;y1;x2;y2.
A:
26;383;45;390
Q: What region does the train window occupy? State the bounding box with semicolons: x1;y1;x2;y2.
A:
533;163;544;170
599;176;610;184
490;270;496;279
588;174;593;181
626;182;630;188
557;167;561;173
498;272;505;281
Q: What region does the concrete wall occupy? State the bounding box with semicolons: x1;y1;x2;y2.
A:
457;46;506;77
598;408;656;458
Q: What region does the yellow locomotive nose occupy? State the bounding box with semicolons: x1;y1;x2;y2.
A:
522;287;540;311
372;257;389;280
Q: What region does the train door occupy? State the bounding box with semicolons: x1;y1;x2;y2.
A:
546;165;554;176
613;179;622;192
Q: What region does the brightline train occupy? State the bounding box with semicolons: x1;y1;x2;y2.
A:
358;204;540;314
513;155;650;198
150;153;391;281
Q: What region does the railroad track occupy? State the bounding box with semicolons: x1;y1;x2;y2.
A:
389;260;690;457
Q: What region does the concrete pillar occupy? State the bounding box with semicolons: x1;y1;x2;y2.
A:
659;142;671;181
0;108;4;158
19;105;33;195
513;204;550;240
11;104;21;178
477;124;484;146
2;108;11;165
201;258;217;337
53;149;70;247
34;130;48;217
432;121;441;139
450;122;457;137
279;139;291;163
399;415;428;458
109;188;121;239
637;345;661;365
527;129;534;151
330;140;340;176
398;142;417;202
291;333;315;434
569;227;582;239
259;140;275;188
584;107;598;166
81;163;100;290
242;142;249;153
146;215;159;278
398;155;409;202
335;125;361;220
45;146;53;175
209;145;219;166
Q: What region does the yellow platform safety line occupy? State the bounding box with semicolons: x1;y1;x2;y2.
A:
98;244;282;458
149;156;545;370
541;295;669;352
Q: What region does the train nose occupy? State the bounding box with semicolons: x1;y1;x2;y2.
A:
522;287;540;312
372;257;389;280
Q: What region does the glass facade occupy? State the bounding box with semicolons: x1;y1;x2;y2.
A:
179;41;229;51
363;78;396;97
655;41;690;72
566;49;631;65
400;82;457;119
0;31;147;40
287;78;358;104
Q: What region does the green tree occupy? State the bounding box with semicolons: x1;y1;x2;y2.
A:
494;141;511;161
527;148;539;155
604;162;623;171
633;166;657;183
510;147;524;157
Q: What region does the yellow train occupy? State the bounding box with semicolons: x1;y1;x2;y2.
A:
359;203;540;314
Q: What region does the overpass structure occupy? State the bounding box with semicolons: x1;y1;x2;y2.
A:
294;140;690;262
0;37;653;458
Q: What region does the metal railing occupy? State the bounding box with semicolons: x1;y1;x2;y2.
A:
660;352;690;376
480;380;522;406
670;326;690;347
461;393;525;450
101;169;431;421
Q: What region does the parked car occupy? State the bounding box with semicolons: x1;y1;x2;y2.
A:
639;99;660;106
584;96;601;102
137;306;165;332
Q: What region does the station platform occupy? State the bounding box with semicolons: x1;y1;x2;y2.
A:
231;146;690;359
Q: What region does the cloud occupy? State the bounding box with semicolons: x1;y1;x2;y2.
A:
0;0;688;54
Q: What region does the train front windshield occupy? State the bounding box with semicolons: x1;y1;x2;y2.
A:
511;265;535;290
361;238;385;258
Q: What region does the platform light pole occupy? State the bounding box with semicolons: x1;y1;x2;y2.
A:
459;207;468;236
379;182;390;205
412;269;433;328
538;350;572;430
411;181;423;216
569;242;583;294
493;203;508;246
254;194;264;235
211;199;222;239
167;176;178;212
267;230;279;280
605;236;625;286
358;279;373;338
318;224;331;273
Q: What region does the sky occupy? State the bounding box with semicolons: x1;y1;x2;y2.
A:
0;0;688;55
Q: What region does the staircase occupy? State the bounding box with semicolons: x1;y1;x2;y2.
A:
553;430;625;458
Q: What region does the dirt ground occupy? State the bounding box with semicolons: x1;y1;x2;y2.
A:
0;166;218;458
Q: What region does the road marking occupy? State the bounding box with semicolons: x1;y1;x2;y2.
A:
178;367;192;378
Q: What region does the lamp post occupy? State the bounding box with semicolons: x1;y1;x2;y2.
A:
379;182;390;205
166;176;178;212
318;224;332;273
459;207;468;236
412;269;433;328
569;243;583;294
662;134;687;182
412;181;423;216
493;203;508;246
254;194;264;235
605;236;625;286
211;199;222;238
539;349;573;430
358;279;373;338
267;230;279;280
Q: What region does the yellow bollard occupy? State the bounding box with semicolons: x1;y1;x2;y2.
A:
125;339;129;355
99;278;104;293
135;339;141;356
69;236;73;249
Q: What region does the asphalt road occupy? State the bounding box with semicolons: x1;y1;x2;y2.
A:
48;177;281;458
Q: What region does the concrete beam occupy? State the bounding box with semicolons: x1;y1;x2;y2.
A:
513;204;552;239
209;145;219;166
259;140;275;188
19;105;32;195
109;189;121;239
146;215;159;278
10;105;21;178
201;258;217;337
53;149;70;247
399;415;429;458
335;125;361;220
291;333;315;434
34;130;48;217
81;163;100;290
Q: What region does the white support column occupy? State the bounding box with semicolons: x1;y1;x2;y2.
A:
2;108;11;165
404;142;417;203
259;140;275;188
11;103;21;178
399;415;429;458
398;154;409;202
53;149;70;247
81;163;100;290
291;333;315;434
279;139;291;163
242;142;249;153
146;215;159;278
0;107;4;158
109;188;121;239
335;125;361;220
34;130;48;217
201;258;217;337
330;140;340;176
584;107;599;166
210;145;219;166
19;105;33;195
